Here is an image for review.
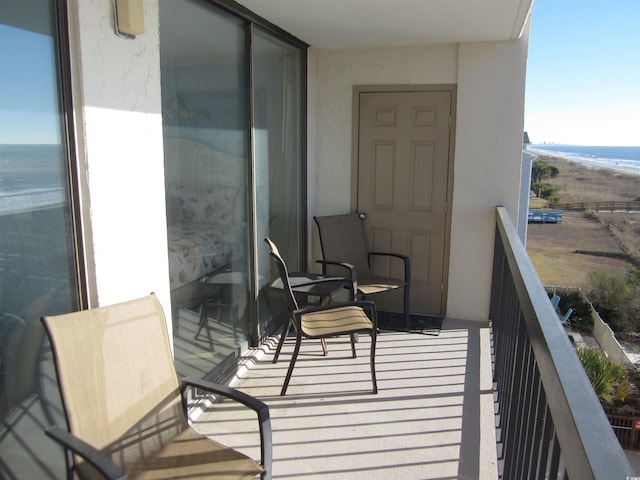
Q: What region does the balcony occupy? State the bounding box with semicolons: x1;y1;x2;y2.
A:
192;319;494;478
2;207;634;478
190;207;634;479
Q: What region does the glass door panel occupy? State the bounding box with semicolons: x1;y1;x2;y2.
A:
160;0;305;379
0;0;80;477
160;0;251;379
252;29;303;337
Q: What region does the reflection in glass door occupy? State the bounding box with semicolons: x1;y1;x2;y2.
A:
252;29;303;337
0;1;81;477
159;0;306;381
160;1;251;380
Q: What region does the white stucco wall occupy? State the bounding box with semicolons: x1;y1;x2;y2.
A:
308;43;458;276
448;33;529;321
310;32;529;321
70;0;170;313
69;0;529;323
311;44;459;215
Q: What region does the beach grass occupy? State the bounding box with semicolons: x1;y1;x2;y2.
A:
527;154;640;289
534;154;640;204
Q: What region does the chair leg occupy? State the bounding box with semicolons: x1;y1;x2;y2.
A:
273;321;292;364
196;302;215;351
321;338;328;356
403;285;411;330
316;290;350;356
281;332;302;396
370;328;378;394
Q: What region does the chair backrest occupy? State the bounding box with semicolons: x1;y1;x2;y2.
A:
560;308;573;324
0;315;45;419
264;238;299;314
550;294;561;309
314;213;371;274
42;294;185;474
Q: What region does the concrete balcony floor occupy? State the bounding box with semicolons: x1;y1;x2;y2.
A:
191;318;497;479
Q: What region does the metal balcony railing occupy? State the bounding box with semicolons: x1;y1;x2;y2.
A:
490;206;634;479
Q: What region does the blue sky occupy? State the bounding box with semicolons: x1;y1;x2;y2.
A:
524;0;640;146
0;25;60;145
3;2;638;146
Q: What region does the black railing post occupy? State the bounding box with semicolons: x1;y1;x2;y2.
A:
491;207;634;479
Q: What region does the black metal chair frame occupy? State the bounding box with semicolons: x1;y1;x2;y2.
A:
265;238;378;396
314;213;411;329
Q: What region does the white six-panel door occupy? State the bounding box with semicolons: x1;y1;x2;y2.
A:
356;89;453;315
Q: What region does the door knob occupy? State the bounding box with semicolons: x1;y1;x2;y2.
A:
358;212;367;220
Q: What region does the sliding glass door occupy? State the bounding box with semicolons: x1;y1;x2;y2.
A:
252;28;304;339
160;1;251;380
0;0;81;477
159;0;305;381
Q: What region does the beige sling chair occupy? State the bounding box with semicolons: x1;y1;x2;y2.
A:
265;238;378;396
42;293;272;480
314;213;411;329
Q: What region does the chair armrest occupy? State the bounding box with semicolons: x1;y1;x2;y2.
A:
315;260;358;297
315;260;356;278
181;377;269;413
45;425;127;480
290;275;356;301
181;378;272;480
368;252;411;283
287;273;351;288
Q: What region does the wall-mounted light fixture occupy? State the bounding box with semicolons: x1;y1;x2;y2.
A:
114;0;144;39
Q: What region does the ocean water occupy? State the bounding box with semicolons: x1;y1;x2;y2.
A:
528;144;640;172
0;144;66;214
3;143;639;216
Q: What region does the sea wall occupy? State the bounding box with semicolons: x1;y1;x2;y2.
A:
591;303;635;367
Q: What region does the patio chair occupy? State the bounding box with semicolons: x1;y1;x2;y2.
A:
314;213;411;328
559;307;574;327
550;293;561;310
268;260;355;360
265;238;378;396
41;293;272;480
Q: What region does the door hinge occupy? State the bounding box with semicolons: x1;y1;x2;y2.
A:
448;115;452;128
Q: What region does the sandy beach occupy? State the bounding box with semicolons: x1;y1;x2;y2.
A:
527;150;640;207
528;147;640;177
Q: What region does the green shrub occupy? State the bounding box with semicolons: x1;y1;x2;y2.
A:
531;182;558;201
576;347;629;405
588;269;640;333
531;160;559;183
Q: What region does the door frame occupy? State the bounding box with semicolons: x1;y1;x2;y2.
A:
350;84;457;316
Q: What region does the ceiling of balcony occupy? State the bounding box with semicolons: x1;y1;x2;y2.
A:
236;0;534;48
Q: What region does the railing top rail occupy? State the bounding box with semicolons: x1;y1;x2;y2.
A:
495;206;633;479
